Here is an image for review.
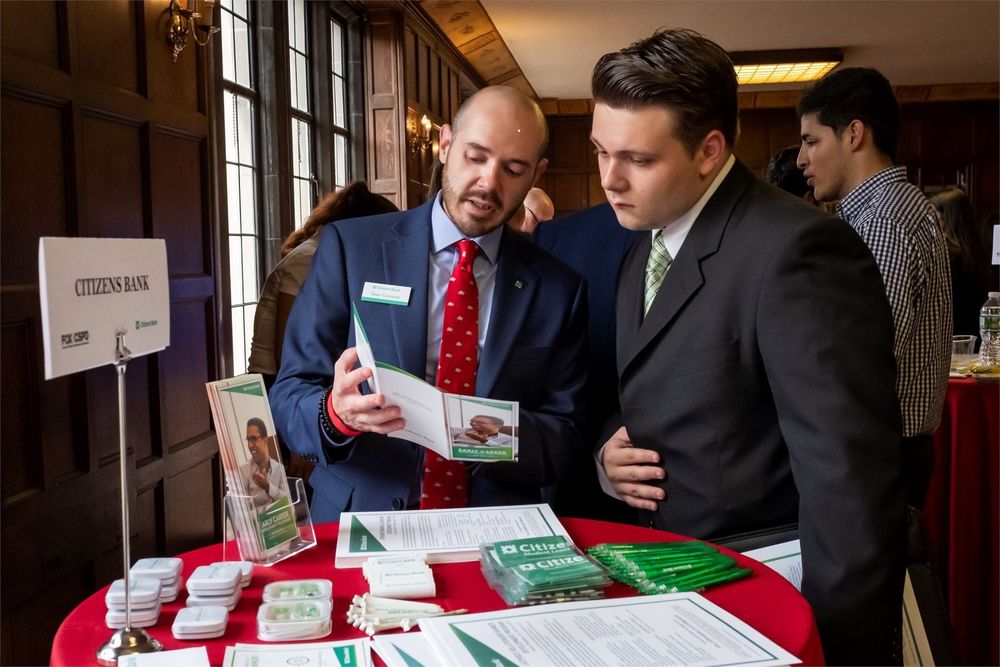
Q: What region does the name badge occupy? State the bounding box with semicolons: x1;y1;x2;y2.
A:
361;282;412;306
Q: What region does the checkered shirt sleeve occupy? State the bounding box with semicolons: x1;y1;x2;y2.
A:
838;166;952;436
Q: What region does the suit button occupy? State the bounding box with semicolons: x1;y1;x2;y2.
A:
391;497;404;511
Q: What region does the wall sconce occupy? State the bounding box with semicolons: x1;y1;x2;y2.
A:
408;114;433;155
166;0;219;63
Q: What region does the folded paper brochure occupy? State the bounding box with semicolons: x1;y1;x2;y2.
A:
353;303;518;463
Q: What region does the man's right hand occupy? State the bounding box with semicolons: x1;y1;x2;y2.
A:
330;347;405;434
601;426;666;511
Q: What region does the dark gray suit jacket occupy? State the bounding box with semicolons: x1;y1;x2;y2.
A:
614;160;906;664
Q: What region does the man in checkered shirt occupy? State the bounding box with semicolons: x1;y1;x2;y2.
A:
797;67;952;508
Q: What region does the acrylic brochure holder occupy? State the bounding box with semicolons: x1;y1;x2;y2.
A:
222;476;316;566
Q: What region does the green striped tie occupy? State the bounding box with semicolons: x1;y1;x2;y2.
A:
643;232;672;316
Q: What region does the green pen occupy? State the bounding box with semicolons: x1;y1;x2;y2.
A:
661;562;747;586
644;559;733;585
660;566;751;593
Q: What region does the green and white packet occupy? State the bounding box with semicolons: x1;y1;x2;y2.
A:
480;536;611;606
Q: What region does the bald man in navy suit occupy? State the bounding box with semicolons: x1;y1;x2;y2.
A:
271;86;588;522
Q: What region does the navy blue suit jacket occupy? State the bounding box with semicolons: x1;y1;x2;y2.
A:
270;199;588;522
535;204;642;520
535;204;641;440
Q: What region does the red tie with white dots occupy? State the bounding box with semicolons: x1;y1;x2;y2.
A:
421;239;479;509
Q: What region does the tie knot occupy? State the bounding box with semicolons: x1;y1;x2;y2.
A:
456;239;479;266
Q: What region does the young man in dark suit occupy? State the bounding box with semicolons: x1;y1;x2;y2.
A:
592;29;906;664
271;86;587;523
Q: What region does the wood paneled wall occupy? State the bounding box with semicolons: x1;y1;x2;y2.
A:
403;19;469;208
0;2;223;664
542;100;1000;220
364;3;482;211
536;116;606;218
365;6;407;209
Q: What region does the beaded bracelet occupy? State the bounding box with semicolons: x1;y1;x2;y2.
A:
319;386;361;439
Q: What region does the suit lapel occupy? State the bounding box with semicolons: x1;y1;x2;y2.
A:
477;228;537;396
619;160;755;375
382;203;432;377
616;235;648;374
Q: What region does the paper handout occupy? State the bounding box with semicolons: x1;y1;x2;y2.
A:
353;304;518;462
418;592;802;667
335;504;571;568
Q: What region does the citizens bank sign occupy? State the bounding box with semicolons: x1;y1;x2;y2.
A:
39;237;170;379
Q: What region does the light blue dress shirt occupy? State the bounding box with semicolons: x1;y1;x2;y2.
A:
424;192;502;383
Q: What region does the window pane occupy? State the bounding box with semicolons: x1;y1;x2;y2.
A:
292;119;311;178
231;306;246;375
334;134;347;187
229;236;243;305
236;95;254;166
299;122;311;178
288;53;299;110
294;0;306;52
295;53;309;112
242;305;256;369
242;236;258;303
226;164;241;234
293;180;305;230
233;0;247;20
224;91;237;161
333;75;345;128
290;120;301;176
239;166;256;235
234;17;251;88
220;0;232;10
331;21;343;75
221;11;235;82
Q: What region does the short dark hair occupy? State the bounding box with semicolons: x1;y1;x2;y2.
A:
766;146;810;198
472;415;504;426
591;28;738;154
246;417;268;437
281;181;398;256
797;67;900;160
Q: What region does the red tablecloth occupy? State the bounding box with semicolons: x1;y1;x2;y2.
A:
52;517;824;666
925;377;1000;665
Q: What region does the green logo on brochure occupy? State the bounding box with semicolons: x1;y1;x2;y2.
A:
221;381;264;397
452;445;514;461
394;647;427;667
349;516;386;552
257;496;298;549
333;645;358;667
451;626;520;667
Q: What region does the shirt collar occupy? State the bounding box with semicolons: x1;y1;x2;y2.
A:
652;153;736;257
837;165;908;223
431;191;502;264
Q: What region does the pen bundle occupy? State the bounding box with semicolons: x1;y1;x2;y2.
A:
346;593;466;635
480;535;612;606
587;541;751;595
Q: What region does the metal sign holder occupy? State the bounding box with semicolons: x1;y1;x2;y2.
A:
96;331;162;664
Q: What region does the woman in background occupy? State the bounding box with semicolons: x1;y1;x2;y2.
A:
248;181;398;387
929;187;990;337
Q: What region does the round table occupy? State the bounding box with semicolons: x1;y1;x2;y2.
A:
926;377;999;665
52;517;825;666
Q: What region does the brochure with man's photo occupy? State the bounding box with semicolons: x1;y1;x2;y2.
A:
353;304;519;462
206;375;298;560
